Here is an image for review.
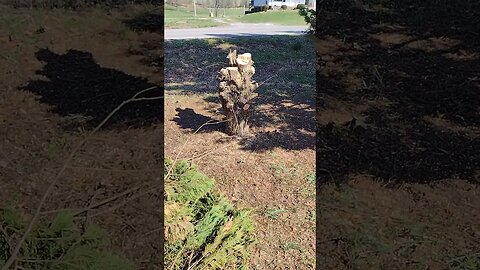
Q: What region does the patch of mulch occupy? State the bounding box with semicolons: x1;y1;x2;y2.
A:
316;6;480;184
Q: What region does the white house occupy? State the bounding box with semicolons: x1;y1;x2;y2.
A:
252;0;305;8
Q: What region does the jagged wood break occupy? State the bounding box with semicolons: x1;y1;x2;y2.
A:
218;50;259;136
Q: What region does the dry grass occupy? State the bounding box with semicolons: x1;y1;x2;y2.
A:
0;5;163;269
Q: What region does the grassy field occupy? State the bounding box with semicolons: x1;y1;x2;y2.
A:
165;5;244;28
238;10;305;25
164;35;316;268
165;4;305;28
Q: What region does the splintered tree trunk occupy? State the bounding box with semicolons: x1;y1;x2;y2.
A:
218;50;259;136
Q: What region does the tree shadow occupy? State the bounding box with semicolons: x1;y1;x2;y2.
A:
241;128;315;151
20;48;163;130
238;99;316;151
316;5;480;184
173;101;315;151
172;108;223;133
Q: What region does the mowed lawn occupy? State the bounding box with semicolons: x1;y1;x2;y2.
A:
238;10;306;25
165;4;244;28
165;4;306;28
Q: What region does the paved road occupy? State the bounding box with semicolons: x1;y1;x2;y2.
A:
165;23;308;40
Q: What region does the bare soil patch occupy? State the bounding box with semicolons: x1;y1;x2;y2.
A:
164;36;316;269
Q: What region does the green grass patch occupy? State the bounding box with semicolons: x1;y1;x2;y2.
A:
281;241;301;251
238;10;306;25
0;208;132;269
306;210;315;222
306;172;316;185
448;252;480;270
264;208;287;219
164;159;256;270
165;5;306;28
271;163;289;177
165;5;244;29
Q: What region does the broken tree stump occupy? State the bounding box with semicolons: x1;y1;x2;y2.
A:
218;50;259;136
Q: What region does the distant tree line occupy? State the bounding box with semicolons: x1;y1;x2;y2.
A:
0;0;162;8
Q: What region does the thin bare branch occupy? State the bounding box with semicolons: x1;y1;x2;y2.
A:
1;86;160;270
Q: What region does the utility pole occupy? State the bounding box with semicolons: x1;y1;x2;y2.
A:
193;0;197;16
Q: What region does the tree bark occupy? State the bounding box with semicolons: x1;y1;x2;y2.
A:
218;50;258;136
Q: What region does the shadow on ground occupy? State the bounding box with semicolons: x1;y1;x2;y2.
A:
172;98;315;151
123;10;164;33
172;108;223;133
160;36;316;151
21;48;163;129
316;5;480;184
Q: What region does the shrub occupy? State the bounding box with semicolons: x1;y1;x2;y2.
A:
164;159;256;270
298;6;316;34
261;4;268;11
0;208;133;269
281;4;288;9
296;3;306;9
